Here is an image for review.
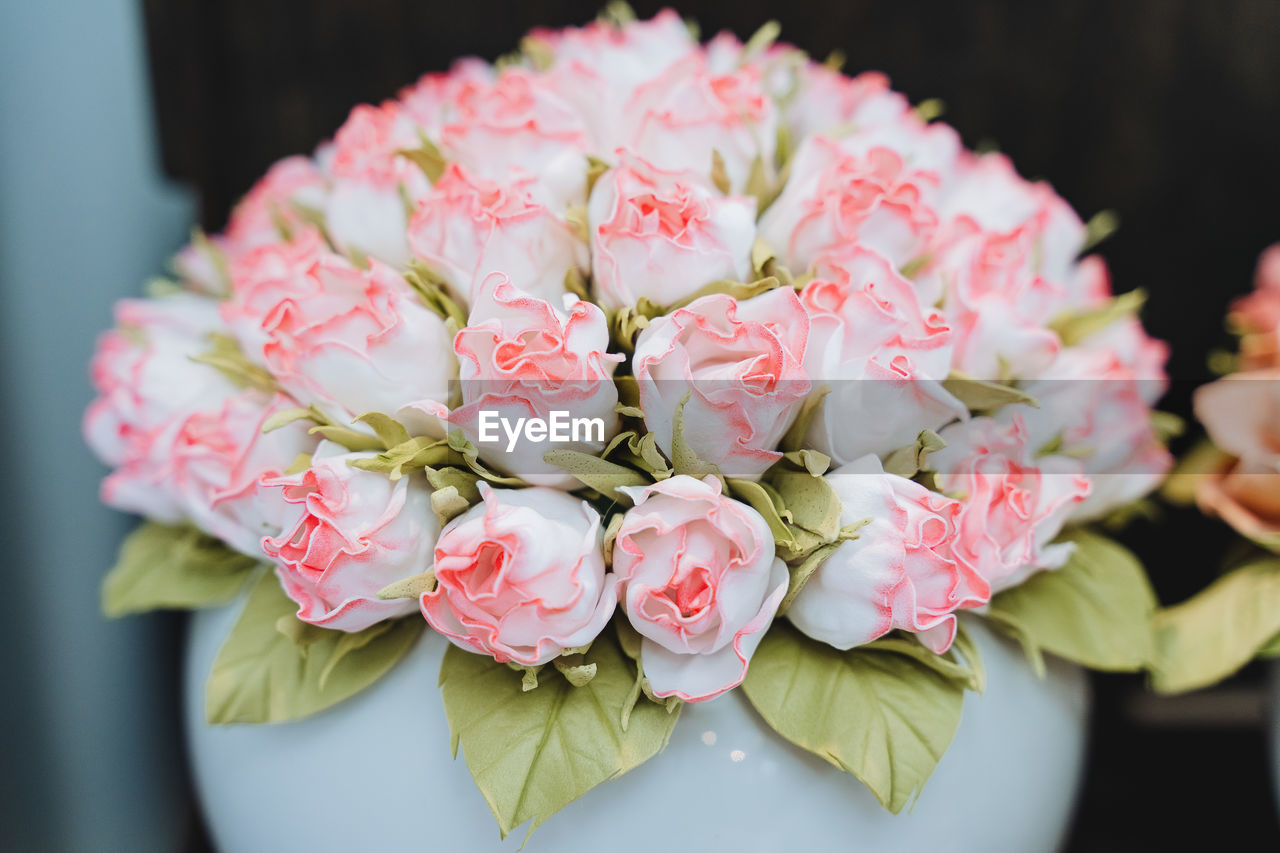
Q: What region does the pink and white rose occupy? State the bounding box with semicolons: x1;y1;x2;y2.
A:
758;135;940;274
932;415;1091;592
321;101;432;267
1016;316;1172;521
421;484;615;665
407;164;585;306
439;67;592;208
261;441;436;631
175;156;328;293
799;247;966;463
171;392;319;557
632;287;810;480
529;9;697;148
612;475;788;701
788;455;989;653
587;153;756;310
84;295;238;522
235;247;454;433
450;273;621;486
623;55;778;193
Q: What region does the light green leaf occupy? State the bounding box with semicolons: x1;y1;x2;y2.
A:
727;478;794;546
777;542;840;614
769;468;842;541
882;429;946;479
941;373;1038;414
397;136;447;183
191;333;277;393
102;523;260;617
662;276;780;313
543;448;650;500
354;412;412;449
986;529;1157;672
779;388;829;453
862;632;981;692
1150;559;1280;693
1049;288;1145;346
205;572;424;724
670;392;722;480
1160;439;1230;506
742;621;965;813
438;629;681;840
710;149;731;194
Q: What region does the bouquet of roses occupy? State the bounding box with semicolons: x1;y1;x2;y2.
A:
87;5;1172;836
1156;243;1280;692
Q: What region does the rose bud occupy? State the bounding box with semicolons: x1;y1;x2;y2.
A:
633;287;810;480
932;415;1091;593
261;441;437;631
421;485;616;665
788;455;989;654
84;294;238;522
171;392;319;557
448;273;622;487
587;153;756;310
407;164;585;308
612;475;788;702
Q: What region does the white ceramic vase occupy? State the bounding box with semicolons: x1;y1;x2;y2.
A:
185;600;1090;853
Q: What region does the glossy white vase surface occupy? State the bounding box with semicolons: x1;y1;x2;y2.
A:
185;600;1090;853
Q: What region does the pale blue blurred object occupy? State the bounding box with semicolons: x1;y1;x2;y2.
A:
0;0;195;849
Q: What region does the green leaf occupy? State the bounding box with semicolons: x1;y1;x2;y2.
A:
777;542;840;614
882;429;946;479
862;632;981;692
102;522;260;617
1049;288;1145;346
670;392;722;480
710;149;731;194
769;468;842;541
742;621;965;813
986;529;1157;672
662;276;780;313
354;412;412;449
438;629;681;840
397;136;447;183
191;333;277;393
205;572;424;724
727;478;794;546
1150;559;1280;693
779;388;829;453
941;373;1038;413
1160;439;1230;506
543;448;651;500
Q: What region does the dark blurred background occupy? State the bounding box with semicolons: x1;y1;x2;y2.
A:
20;0;1280;848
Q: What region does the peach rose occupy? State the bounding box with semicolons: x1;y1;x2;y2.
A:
758;135;940;274
1194;370;1280;541
171;392;319;557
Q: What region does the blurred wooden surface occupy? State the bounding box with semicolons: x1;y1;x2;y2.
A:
141;1;1280;849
